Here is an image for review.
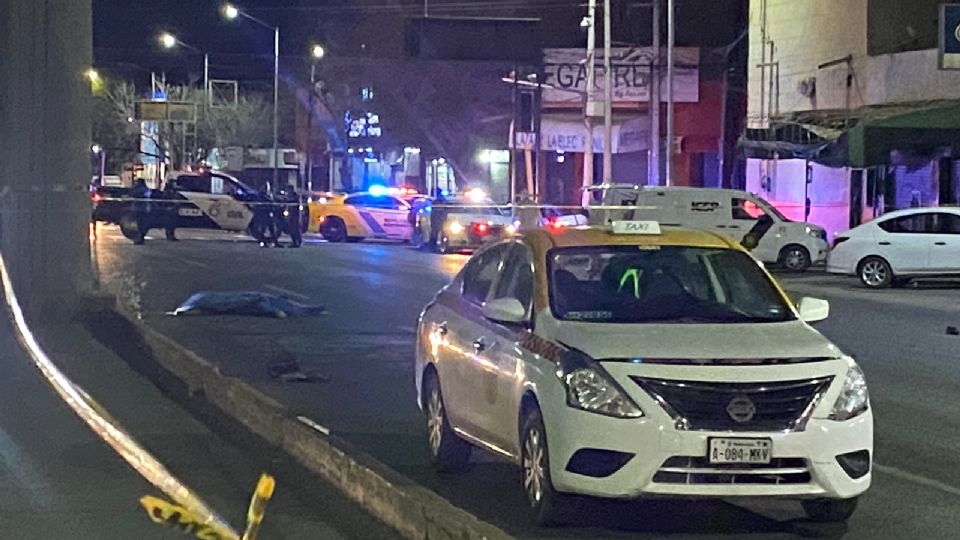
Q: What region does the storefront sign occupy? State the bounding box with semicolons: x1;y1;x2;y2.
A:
542;48;699;106
509;116;649;154
940;4;960;69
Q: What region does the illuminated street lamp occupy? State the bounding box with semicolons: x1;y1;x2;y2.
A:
157;32;209;109
223;3;240;19
84;68;99;82
311;44;325;60
222;3;281;192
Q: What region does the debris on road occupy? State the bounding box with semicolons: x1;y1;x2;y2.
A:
267;353;330;384
947;326;959;336
168;291;326;318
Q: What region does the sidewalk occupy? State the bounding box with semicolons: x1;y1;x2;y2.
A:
1;309;397;539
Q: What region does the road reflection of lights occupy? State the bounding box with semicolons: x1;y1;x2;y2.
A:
439;254;468;276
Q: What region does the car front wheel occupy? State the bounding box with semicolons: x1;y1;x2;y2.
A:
423;373;471;472
521;407;571;526
802;497;858;522
858;256;893;288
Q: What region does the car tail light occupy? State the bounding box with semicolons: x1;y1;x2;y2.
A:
832;236;849;249
317;215;326;224
546;218;565;232
91;192;103;205
472;221;491;235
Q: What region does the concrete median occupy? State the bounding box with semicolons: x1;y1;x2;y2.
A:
110;301;512;540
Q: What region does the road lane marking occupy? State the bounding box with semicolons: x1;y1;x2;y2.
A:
398;326;417;334
875;462;960;497
297;416;331;436
181;258;211;270
264;284;310;301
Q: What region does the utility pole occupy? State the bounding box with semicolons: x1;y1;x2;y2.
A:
665;0;675;186
602;0;613;185
649;0;661;186
582;0;598;205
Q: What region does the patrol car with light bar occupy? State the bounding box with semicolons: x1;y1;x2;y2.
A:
307;189;413;242
91;171;296;245
414;220;872;525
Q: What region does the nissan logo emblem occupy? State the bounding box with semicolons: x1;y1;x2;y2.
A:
726;395;756;423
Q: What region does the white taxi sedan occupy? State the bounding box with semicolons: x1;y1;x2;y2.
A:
415;221;872;525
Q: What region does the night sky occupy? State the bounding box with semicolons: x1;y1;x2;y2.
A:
93;0;747;84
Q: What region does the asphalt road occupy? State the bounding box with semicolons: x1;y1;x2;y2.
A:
94;225;960;539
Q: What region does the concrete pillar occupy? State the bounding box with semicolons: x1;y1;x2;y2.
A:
0;0;93;318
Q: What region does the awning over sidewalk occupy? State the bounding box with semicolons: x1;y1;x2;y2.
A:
741;100;960;167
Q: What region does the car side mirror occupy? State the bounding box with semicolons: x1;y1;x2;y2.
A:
798;297;829;323
482;298;527;325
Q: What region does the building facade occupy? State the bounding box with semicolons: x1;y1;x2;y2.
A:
746;0;960;238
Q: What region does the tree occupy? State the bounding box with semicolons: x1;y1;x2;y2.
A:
92;78;275;173
91;80;141;173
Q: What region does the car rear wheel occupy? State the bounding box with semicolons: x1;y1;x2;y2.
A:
521;407;571;526
423;374;471;472
320;217;347;242
802;497;858;522
780;245;811;272
119;213;145;245
858;256;893;288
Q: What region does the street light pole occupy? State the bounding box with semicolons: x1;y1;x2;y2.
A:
272;26;280;193
665;0;675;186
602;0;613;185
582;0;597;206
306;45;324;193
307;62;315;193
222;4;281;192
203;53;209;111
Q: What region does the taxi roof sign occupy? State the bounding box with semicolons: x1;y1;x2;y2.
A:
610;220;661;235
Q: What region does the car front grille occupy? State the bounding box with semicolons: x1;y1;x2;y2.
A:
652;456;811;485
632;376;833;432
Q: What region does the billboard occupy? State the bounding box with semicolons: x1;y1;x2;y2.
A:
940;4;960;69
542;48;699;107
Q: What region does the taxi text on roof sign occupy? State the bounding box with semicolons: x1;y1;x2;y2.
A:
610;221;661;235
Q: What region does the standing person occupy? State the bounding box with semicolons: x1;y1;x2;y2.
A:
161;180;178;241
128;177;150;245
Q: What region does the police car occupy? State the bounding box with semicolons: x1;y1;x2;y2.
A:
307;190;412;242
415;221;871;525
92;171;295;244
412;196;517;253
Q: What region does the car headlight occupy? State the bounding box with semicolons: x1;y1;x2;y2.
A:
447;221;465;235
557;350;643;418
806;226;827;241
829;364;869;421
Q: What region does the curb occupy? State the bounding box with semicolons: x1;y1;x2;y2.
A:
109;303;513;540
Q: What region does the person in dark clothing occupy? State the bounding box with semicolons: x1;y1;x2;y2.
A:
161;181;178;241
128;178;150;244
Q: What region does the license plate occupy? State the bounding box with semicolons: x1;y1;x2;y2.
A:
179;208;202;217
708;437;772;465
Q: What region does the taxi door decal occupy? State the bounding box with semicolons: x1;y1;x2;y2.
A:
181;192;255;231
358;211;386;234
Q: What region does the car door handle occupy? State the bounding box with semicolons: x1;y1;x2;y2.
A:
436;322;448;336
878;241;891;246
473;338;486;353
728;225;741;229
935;241;947;246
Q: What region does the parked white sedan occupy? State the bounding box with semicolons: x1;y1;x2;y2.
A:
827;207;960;288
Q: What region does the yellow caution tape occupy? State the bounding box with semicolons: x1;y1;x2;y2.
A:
241;473;276;540
140;496;238;540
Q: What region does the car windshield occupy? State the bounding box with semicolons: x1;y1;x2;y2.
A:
549;245;794;324
755;196;790;221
